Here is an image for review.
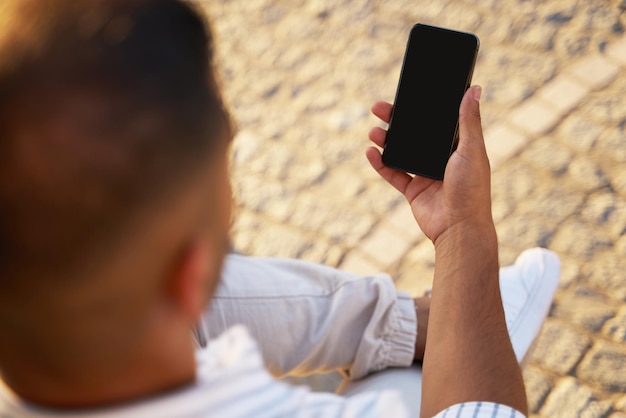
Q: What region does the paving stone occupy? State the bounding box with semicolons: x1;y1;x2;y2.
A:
283;158;328;190
383;203;426;244
325;102;369;131
607;36;626;66
537;74;590;115
339;250;381;276
288;190;377;244
435;4;483;32
617;235;626;258
566;156;611;192
498;245;522;268
550;3;621;60
233;176;295;222
520;134;573;175
551;218;613;259
508;98;563;137
603;306;626;344
230;210;264;255
523;365;554;414
580;190;618;225
532;320;592;375
580;251;626;300
241;140;295;180
492;160;537;201
557;255;583;289
261;195;300;225
298;241;344;267
475;45;558;109
491;194;515;224
307;168;365;202
393;240;435;297
231;130;264;165
593;126;626;164
610;168;626;199
551;291;616;333
247;223;313;259
358;225;413;268
506;12;560;53
555;112;604;153
206;0;626;406
582;190;626;237
616;394;626;414
497;218;556;250
540;377;613;418
355;177;405;217
572;286;614;299
483;122;529;168
517;180;586;224
577;340;626;392
581;84;626;135
566;53;620;90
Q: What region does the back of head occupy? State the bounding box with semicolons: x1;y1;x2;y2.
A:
0;0;230;379
0;0;229;291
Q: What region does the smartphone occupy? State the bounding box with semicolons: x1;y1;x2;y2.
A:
382;24;479;180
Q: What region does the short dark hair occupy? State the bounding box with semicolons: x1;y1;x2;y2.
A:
0;0;231;288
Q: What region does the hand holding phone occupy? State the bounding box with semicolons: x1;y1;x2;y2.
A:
382;24;479;180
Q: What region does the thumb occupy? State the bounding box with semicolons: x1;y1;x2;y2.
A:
457;85;486;157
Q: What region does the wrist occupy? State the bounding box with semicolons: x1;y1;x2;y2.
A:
433;222;499;278
434;220;497;249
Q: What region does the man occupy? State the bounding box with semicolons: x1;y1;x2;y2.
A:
0;0;559;416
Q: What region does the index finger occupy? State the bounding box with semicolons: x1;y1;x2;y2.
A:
371;101;393;123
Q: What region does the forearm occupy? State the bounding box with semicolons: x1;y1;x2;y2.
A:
420;224;527;417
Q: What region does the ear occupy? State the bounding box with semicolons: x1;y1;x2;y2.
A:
166;240;214;323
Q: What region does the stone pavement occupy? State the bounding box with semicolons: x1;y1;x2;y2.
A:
201;0;626;416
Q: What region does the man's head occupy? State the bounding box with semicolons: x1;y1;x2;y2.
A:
0;0;232;407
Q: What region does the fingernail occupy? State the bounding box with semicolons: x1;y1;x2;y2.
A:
472;86;482;101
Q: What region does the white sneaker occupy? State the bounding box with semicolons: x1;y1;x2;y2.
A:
499;248;561;364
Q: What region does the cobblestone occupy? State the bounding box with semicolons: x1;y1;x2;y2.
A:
540;377;613;418
594;126;626;165
603;307;626;344
566;53;620;90
339;250;380;276
618;236;626;258
520;138;574;175
537;74;590;115
359;225;413;268
567;156;611;192
394;240;436;296
578;341;626;393
532;320;592;376
555;112;604;153
550;218;613;259
202;0;626;410
515;178;587;224
581;252;626;301
607;36;626;66
551;291;616;333
523;365;553;414
383;203;426;244
557;255;584;289
508;99;563;137
484;123;528;168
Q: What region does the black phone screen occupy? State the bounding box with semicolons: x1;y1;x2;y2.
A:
382;24;479;180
